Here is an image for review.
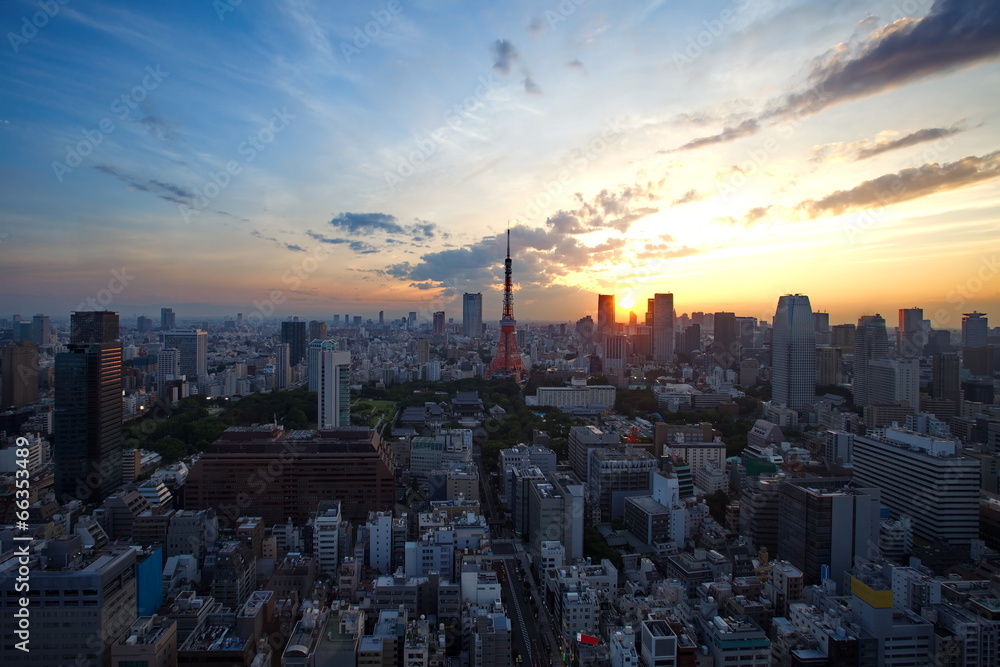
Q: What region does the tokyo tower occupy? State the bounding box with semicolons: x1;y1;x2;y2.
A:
484;227;528;385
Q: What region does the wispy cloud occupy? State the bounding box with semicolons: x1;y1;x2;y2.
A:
812;124;967;162
306;231;379;254
741;150;1000;224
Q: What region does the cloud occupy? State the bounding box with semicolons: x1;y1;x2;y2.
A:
329;212;403;235
670;0;1000;152
635;243;701;261
770;0;1000;121
306;231;379;254
94;164;195;206
812;124;966;162
566;59;585;71
798;150;1000;219
740;150;1000;224
327;213;444;241
252;230;305;252
137;114;179;142
524;75;542;94
674;119;759;151
491;39;519;76
671;189;703;205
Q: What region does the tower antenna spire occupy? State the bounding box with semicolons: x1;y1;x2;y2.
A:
485;222;527;385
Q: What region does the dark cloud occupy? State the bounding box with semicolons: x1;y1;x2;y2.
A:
674;119;759;152
329;212;403;235
306;231;379;254
770;0;1000;121
671;189;703;205
524;75;542;94
252;230;304;252
811;125;968;162
327;212;444;240
670;0;999;152
543;184;660;235
735;150;1000;224
137;115;179;142
491;39;519;76
94;164;195;206
854;125;965;160
566;59;585;70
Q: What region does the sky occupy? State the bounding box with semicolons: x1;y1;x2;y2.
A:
1;0;998;329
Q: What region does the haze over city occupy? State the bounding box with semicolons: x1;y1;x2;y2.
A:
1;0;998;324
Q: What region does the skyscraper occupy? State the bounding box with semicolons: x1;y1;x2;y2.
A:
897;308;924;358
55;311;123;504
713;311;737;368
31;313;50;347
308;319;328;341
308;339;337;392
162;329;207;380
274;343;291;390
155;348;180;392
771;294;816;410
652;293;674;365
463;293;483;338
1;341;39;408
319;350;351;429
597;294;616;338
931;353;961;409
72;310;119;345
962;311;988;348
280;319;308;366
853;314;888;407
433;311;446;336
160;307;175;331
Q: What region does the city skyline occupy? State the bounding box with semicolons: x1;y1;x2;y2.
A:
2;0;999;325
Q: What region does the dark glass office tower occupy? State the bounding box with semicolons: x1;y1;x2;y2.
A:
281;319;308;366
54;312;123;503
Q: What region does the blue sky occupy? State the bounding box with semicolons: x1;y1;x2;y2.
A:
1;0;998;327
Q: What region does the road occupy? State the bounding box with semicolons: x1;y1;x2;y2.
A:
479;446;563;666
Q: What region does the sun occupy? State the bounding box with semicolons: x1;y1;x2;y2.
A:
618;291;635;310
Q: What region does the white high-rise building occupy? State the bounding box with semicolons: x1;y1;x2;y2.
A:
771;294;816;410
307;339;336;392
318;350;351;429
314;501;342;576
156;348;181;391
852;429;980;546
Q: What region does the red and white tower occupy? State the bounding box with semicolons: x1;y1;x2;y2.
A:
484;228;528;385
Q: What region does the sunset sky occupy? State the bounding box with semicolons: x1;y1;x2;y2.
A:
1;0;998;328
